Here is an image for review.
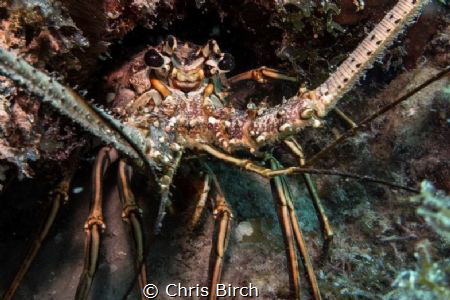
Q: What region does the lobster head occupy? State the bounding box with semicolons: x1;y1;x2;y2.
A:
144;36;235;92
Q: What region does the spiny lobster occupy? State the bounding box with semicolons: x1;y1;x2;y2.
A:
1;0;447;299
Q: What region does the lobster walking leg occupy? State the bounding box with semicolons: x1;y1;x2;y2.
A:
285;190;322;300
284;138;334;261
270;157;322;300
333;108;357;128
196;142;419;193
75;146;118;300
194;143;272;177
189;173;212;229
2;158;78;300
269;158;301;300
302;174;333;262
228;66;297;84
207;171;232;300
117;160;148;299
228;67;356;132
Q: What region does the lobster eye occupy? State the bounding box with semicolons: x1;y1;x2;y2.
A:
167;35;177;49
163;35;177;54
218;53;235;72
144;49;164;68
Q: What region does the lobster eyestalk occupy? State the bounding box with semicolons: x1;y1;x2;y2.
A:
249;0;427;147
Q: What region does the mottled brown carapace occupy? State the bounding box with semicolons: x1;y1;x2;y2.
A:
95;0;428;169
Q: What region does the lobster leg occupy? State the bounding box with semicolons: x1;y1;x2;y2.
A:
269;158;301;300
285;190;322;300
284;138;334;261
333;108;357;128
270;157;322;300
198;146;324;299
228;68;354;128
149;76;171;98
196;142;419;193
206;169;232;300
189;173;212;229
2;158;78;300
228;66;297;84
117;160;148;299
193;143;272;177
75;146;118;300
302;175;333;262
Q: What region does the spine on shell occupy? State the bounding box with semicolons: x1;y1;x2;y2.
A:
0;47;152;169
313;0;427;115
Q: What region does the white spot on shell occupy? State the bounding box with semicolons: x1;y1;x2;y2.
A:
256;134;266;143
170;143;181;151
160;175;171;185
168;117;177;127
279;123;292;132
322;94;333;105
257;108;266;116
208;116;218;124
151;150;162;159
319;86;329;95
247;102;256;110
312;118;322;128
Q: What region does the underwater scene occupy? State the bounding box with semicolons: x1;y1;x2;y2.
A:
0;0;449;299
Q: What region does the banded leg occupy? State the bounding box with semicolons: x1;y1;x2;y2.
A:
269;162;301;300
228;68;354;127
306;107;356;256
196;142;371;180
117;160;148;299
196;142;420;192
333;108;357;128
270;157;322;300
228;66;297;84
3;159;78;300
193;143;272;177
75;146;118;300
207;171;232;300
285;139;334;261
189;173;212;229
